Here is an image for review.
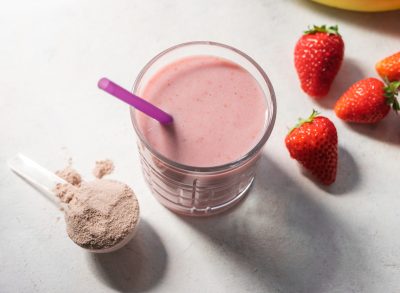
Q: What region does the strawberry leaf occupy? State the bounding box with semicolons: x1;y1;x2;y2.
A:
289;109;320;133
304;25;340;35
384;80;400;113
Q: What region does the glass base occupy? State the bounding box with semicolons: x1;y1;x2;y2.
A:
149;177;254;217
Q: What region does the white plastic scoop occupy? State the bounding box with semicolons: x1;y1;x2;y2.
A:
8;154;68;208
8;153;138;253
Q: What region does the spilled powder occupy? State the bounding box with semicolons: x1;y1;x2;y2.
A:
54;162;139;250
93;159;114;179
56;166;81;186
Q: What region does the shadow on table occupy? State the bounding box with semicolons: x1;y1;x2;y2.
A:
345;111;400;145
178;154;369;293
296;0;400;38
88;220;167;292
315;58;365;109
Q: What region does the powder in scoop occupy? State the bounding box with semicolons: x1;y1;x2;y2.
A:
93;159;114;179
56;166;82;186
59;179;139;250
54;183;78;204
54;161;139;250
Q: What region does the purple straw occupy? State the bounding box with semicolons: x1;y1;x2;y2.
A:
98;78;173;125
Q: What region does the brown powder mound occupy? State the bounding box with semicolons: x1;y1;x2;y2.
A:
93;159;114;179
63;179;139;250
56;166;82;186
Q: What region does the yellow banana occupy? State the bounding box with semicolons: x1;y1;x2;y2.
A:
312;0;400;12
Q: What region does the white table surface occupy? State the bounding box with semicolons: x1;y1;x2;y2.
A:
1;1;400;292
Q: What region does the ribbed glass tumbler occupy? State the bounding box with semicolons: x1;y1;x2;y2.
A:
130;41;276;216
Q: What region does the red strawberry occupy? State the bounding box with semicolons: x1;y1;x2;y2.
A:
376;51;400;82
334;78;400;123
285;110;338;185
294;25;344;99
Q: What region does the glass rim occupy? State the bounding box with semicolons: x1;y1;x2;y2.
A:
130;41;277;173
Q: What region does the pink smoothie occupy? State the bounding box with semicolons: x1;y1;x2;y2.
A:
136;55;266;167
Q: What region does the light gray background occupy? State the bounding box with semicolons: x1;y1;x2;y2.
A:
1;0;400;292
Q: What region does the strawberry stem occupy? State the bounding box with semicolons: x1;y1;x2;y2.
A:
384;79;400;112
304;25;340;35
289;109;320;133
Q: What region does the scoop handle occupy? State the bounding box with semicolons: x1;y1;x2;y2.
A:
8;153;67;206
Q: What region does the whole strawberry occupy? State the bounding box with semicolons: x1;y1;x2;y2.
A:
334;78;400;123
294;25;344;99
376;51;400;82
285;110;338;185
